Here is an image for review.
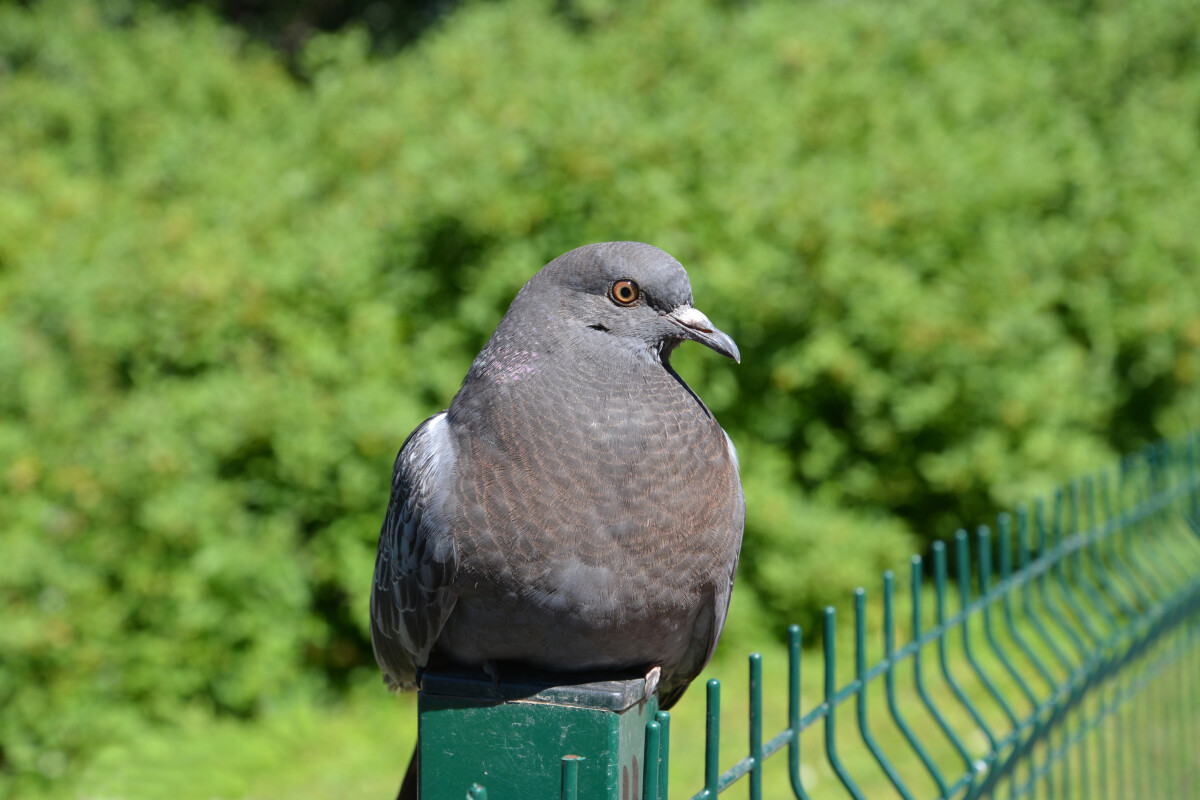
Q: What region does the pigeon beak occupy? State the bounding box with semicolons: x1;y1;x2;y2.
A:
667;306;741;364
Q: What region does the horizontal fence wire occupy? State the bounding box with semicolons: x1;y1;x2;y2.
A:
649;432;1200;800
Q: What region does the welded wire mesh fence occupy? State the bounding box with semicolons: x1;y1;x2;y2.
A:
662;434;1200;800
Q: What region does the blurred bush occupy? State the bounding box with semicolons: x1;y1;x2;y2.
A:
148;0;457;55
2;0;1199;787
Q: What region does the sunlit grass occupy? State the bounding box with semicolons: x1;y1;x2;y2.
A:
65;684;418;800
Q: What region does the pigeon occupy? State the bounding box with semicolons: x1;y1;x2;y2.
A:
370;241;745;798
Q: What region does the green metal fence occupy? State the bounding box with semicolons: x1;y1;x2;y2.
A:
427;434;1200;799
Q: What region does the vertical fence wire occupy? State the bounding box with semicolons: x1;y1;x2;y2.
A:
853;587;915;800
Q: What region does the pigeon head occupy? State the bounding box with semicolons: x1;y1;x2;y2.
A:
519;241;740;364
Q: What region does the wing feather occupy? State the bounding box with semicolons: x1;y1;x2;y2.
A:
704;430;745;666
660;431;745;710
369;412;458;689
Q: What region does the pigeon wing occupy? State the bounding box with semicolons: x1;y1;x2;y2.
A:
702;431;746;668
658;430;745;710
370;412;459;689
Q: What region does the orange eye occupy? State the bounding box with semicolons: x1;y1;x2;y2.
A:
611;280;640;306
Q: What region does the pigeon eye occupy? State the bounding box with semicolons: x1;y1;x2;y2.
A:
611;280;640;306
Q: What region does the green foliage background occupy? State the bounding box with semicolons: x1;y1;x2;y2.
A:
1;0;1199;790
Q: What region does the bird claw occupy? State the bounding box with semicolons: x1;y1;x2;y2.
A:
644;666;661;699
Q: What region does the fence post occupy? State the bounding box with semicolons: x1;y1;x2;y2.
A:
417;666;660;799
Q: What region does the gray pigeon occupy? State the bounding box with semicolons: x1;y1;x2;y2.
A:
370;241;745;797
